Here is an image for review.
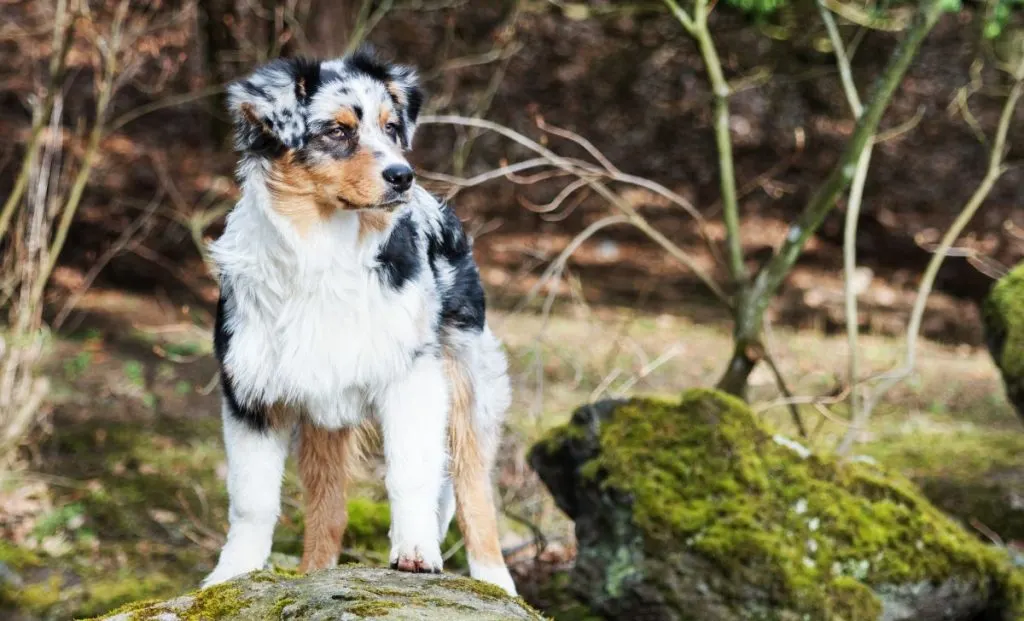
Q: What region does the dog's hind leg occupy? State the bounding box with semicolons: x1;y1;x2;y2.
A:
445;352;517;596
203;401;293;587
298;421;358;572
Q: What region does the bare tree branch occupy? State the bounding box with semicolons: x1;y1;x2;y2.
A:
420;114;730;304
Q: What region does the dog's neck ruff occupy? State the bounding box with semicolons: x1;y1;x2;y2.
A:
210;170;441;425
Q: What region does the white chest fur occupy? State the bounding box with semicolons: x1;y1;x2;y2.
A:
211;195;438;425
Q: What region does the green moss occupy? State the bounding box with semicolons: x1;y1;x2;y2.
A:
269;595;297;617
0;540;41;569
985;262;1024;415
271;566;301;578
579;389;1023;617
180;583;247;621
75;572;178;617
541;422;588;456
3;574;63;614
346;498;393;553
443;576;513;601
82;583;246;621
866;427;1024;541
986;262;1024;377
359;585;408;598
823;576;882;621
418;596;474;610
84;597;162;620
347;599;400;617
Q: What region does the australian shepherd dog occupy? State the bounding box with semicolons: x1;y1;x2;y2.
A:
200;48;516;595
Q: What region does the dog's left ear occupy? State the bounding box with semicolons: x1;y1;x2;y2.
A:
386;64;423;149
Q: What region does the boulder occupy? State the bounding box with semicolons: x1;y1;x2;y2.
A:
529;389;1024;621
984;262;1024;418
89;566;543;621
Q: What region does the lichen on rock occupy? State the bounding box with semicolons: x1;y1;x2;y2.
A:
529;389;1024;621
89;566;545;620
984;261;1024;418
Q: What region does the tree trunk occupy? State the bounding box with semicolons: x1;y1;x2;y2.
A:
197;0;237;144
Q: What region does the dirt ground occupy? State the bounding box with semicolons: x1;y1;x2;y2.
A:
1;281;1022;620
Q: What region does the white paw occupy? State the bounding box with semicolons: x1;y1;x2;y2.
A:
469;559;518;596
389;540;443;574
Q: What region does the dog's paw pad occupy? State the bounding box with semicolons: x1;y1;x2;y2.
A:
389;544;442;574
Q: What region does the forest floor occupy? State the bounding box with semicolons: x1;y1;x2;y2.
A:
1;285;1023;620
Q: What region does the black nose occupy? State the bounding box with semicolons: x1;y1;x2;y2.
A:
382;165;414;192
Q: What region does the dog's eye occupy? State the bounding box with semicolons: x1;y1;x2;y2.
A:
384;122;400;139
327;126;353;140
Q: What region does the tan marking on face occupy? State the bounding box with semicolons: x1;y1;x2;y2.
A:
386;82;406;107
358;209;393;240
240;102;270;133
445;352;505;567
313;147;387;208
379;103;395;132
266;153;335;235
334;108;360;129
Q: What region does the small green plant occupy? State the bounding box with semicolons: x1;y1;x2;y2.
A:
122;360;145;388
64;351;93;380
32;502;85;539
985;0;1024;38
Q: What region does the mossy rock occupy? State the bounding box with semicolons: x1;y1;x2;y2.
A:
529;389;1024;621
89;566;545;620
984;261;1024;418
866;428;1024;543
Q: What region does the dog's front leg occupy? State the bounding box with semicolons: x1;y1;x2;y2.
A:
377;354;449;573
203;403;292;587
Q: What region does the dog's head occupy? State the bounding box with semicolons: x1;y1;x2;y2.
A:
228;48;423;211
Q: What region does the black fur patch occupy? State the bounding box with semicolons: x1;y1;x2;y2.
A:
214;288;270;432
376;212;421;290
246;128;288;159
428;205;486;332
347;46;392;83
239;80;269;100
406;86;423;124
289;57;322;104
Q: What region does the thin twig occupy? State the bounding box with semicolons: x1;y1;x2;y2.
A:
420;115;730;304
0;0;74;244
535;116;621;175
30;0;132;309
820;0;912;32
53;190;163;330
818;0;874;455
850;53;1024;452
873;106;925;144
665;0;746;285
108;84;226;132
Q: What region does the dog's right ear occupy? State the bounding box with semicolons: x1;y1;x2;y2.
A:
227;58;321;155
